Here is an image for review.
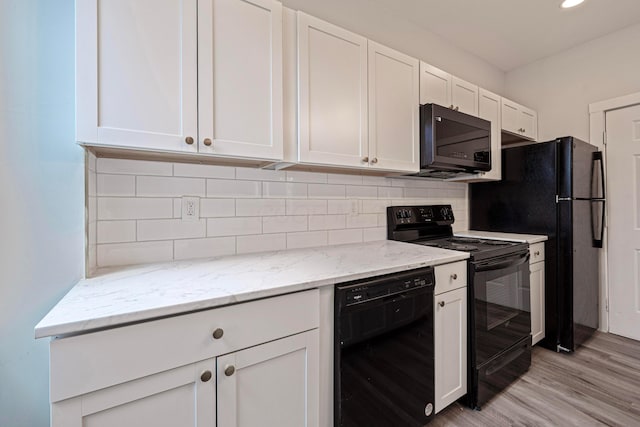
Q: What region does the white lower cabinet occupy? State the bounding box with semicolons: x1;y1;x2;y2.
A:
529;242;546;345
49;290;320;427
433;263;467;413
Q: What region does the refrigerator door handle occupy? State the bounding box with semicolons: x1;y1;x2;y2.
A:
592;199;605;248
592;151;605;200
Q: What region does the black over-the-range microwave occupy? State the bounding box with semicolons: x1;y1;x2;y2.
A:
415;103;492;178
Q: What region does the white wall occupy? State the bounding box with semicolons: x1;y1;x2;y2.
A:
505;23;640;143
0;1;84;426
281;0;505;94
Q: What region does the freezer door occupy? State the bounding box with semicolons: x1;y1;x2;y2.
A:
558;137;598;199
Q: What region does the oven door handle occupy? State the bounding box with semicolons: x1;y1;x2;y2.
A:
473;252;530;272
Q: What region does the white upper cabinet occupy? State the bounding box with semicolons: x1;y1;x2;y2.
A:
296;13;418;173
501;97;538;141
297;12;368;168
77;0;199;152
198;0;283;160
368;42;420;173
77;0;283;160
420;62;478;115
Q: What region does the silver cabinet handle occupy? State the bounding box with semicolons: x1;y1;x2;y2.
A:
362;156;369;163
212;328;224;339
534;251;540;256
439;301;445;307
200;370;212;382
371;158;378;164
185;136;194;145
451;273;457;280
449;104;454;109
224;365;235;377
203;138;212;146
455;106;459;111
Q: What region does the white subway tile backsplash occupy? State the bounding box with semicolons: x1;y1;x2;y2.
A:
346;214;378;229
346;185;378;199
286;200;327;215
328;229;363;245
200;199;236;217
97;241;173;267
236;167;285;182
207;179;262;198
173;163;235;179
137;219;206;241
308;215;346;231
237;234;286;255
286;231;328;249
236;199;285;217
363;227;386;242
97;221;136;244
285;171;327;184
308;184;346;199
98;198;173;220
263;216;307;233
377;186;403;198
207;217;262;237
97;174;136;196
89;157;469;268
137;176;205;197
97;158;173;176
174;237;236;260
263;182;307;198
327;174;363;185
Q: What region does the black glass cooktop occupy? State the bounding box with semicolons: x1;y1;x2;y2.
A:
413;236;523;261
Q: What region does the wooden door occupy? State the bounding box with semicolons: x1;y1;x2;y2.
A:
198;0;283;160
434;287;467;413
52;360;215;427
530;261;546;345
606;103;640;341
76;0;198;152
451;76;478;116
297;13;368;168
217;330;319;427
368;41;419;173
419;62;451;107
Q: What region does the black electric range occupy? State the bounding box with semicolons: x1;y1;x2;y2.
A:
387;204;532;410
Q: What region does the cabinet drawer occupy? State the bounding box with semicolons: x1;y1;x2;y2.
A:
435;261;467;295
50;289;319;402
530;242;545;263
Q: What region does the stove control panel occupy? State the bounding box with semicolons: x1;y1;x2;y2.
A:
388;205;454;225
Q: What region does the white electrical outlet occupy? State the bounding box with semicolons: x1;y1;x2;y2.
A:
181;197;200;221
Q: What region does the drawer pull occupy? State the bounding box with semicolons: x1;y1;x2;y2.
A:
534;251;540;256
439;301;445;307
200;370;212;382
451;273;458;280
212;328;224;340
224;365;236;377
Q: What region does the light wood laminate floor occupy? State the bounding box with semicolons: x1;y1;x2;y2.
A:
432;332;640;426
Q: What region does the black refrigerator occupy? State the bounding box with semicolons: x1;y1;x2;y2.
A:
469;137;605;352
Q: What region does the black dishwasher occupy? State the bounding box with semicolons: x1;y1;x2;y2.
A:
334;267;435;426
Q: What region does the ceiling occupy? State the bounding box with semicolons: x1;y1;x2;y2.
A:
370;0;640;71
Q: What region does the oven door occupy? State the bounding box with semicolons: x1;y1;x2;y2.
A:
471;250;531;366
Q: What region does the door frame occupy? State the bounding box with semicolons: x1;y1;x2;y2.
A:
589;91;640;333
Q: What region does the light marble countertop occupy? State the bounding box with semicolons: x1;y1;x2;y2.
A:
35;241;468;339
455;230;548;244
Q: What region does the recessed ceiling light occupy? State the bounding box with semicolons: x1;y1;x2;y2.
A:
561;0;585;8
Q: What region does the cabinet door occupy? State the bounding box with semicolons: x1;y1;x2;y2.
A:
198;0;283;160
434;287;467;413
476;88;501;180
451;76;478;116
76;0;198;152
52;359;215;427
530;261;546;345
217;329;319;427
501;97;520;135
368;41;419;173
519;106;538;141
298;13;368;168
419;62;451;106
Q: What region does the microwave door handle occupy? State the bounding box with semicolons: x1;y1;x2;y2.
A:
474;253;530;272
